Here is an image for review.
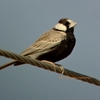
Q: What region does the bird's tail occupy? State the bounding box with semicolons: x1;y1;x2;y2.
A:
0;60;16;70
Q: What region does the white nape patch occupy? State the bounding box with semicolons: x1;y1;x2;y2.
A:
54;23;67;31
67;19;77;28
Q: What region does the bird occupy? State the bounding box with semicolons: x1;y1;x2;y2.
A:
0;18;77;70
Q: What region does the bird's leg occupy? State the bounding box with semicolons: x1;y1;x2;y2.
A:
41;60;57;72
41;60;64;74
55;64;64;74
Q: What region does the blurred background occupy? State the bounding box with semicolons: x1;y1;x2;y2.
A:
0;0;100;100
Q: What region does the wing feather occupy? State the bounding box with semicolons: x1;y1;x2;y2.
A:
21;30;66;57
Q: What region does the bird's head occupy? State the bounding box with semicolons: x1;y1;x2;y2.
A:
54;18;77;32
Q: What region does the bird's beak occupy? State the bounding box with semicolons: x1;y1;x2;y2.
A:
69;21;77;28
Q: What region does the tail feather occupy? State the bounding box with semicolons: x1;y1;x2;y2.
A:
0;60;16;70
14;61;24;66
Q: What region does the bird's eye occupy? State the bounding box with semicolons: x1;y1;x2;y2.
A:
65;21;70;26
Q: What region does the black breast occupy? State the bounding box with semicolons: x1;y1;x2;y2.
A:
37;28;76;62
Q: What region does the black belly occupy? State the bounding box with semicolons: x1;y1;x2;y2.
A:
37;39;76;62
14;35;76;66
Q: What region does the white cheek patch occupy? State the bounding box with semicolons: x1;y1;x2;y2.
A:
67;19;73;23
54;23;67;31
67;19;77;28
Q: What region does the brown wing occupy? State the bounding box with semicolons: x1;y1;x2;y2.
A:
20;30;66;58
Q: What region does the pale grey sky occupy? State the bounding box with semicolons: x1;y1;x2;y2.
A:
0;0;100;100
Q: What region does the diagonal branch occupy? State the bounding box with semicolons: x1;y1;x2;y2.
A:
0;49;100;86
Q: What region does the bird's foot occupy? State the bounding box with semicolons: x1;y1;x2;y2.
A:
41;60;64;74
41;60;57;72
55;64;64;74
